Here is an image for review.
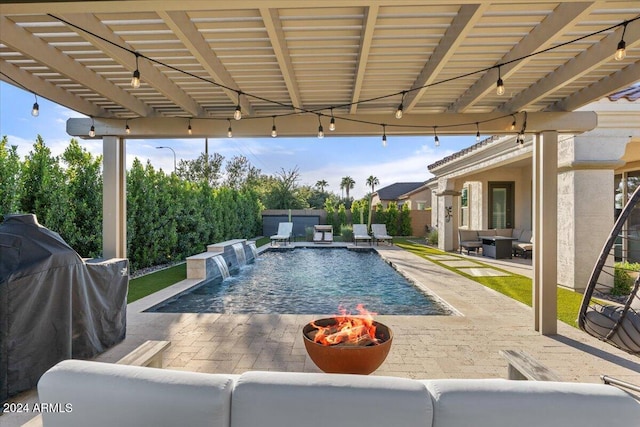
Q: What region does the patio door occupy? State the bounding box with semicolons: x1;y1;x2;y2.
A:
488;182;514;229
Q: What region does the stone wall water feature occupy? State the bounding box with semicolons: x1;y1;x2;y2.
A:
186;239;257;281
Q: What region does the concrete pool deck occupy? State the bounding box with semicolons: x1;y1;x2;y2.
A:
4;242;639;425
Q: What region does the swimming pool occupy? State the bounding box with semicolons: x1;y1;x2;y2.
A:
149;248;451;315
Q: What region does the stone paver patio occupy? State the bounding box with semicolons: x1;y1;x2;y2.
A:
5;243;639;426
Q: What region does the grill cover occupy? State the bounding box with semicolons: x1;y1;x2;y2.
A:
0;214;128;402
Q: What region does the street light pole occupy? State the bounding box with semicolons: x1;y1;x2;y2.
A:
155;146;176;174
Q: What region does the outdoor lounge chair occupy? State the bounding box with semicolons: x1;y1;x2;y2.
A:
270;222;293;246
353;224;372;246
372;224;393;245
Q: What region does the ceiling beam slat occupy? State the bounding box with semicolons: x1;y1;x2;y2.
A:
159;10;253;116
405;3;487;113
349;5;378;114
498;20;640;113
447;2;596;113
0;15;155;118
260;7;302;111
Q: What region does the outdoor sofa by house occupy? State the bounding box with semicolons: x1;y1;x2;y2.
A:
458;228;533;257
35;359;640;427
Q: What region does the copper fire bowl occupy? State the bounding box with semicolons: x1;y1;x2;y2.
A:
302;317;393;375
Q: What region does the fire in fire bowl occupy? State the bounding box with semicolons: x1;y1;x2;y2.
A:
302;317;393;375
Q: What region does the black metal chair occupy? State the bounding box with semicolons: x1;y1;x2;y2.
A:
579;187;640;356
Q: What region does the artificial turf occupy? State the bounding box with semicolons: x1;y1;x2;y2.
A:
394;238;583;328
127;263;187;303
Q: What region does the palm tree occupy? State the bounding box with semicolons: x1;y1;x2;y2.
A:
340;176;355;200
366;175;379;229
315;179;328;192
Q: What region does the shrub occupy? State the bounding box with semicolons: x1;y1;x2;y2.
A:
612;261;639;296
427;229;439;245
341;225;353;242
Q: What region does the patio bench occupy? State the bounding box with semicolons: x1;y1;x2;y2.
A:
499;349;561;381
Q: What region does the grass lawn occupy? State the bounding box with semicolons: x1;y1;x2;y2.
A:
128;263;186;303
394;238;583;328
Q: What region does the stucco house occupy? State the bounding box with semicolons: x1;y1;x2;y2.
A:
427;87;640;291
371;182;432;235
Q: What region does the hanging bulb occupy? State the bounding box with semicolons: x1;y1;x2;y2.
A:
131;53;141;88
125;122;131;135
234;92;242;120
188;120;192;135
395;91;405;119
89;118;96;137
31;99;39;117
510;115;517;131
434;127;439;147
475;123;480;142
496;66;505;96
615;23;627;61
382;125;387;147
228;127;233;138
329;110;336;131
317;124;324;139
271;117;277;138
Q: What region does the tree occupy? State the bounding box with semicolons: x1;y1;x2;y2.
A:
224;155;261;190
263;167;307;209
366;175;379;229
315;180;328;192
0;136;22;216
340;176;355;201
176;152;224;187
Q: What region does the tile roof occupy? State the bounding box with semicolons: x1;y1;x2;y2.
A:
376;182;425;200
607;86;640;102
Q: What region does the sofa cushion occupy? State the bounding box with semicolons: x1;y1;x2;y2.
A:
232;371;434;427
519;229;532;243
458;229;479;242
511;228;523;239
421;378;640;427
38;360;235;427
494;228;513;237
477;229;496;237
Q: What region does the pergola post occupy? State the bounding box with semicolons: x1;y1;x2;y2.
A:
532;131;558;335
102;136;127;259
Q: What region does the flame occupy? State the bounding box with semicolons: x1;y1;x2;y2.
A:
310;304;380;346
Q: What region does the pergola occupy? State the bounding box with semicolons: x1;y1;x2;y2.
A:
1;0;639;335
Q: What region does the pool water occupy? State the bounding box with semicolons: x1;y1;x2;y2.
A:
149;249;450;315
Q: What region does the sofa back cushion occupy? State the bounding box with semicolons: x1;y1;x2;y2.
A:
519;229;532;243
494;228;513;237
232;371;433;427
422;378;640;427
38;360;235;427
477;229;496;237
458;230;479;242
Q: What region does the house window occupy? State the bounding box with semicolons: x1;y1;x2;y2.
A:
417;201;426;210
460;187;469;227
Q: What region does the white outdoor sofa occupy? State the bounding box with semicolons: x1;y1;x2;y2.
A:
33;359;640;427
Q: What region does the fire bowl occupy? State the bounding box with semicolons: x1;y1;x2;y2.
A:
302;317;393;375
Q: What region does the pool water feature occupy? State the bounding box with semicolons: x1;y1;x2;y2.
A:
150;249;451;315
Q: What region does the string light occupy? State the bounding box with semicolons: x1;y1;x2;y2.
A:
89;117;95;137
227;119;232;138
433;127;440;147
510;114;517;131
615;22;627;61
395;91;405;119
496;66;505;96
234;92;242;120
187;119;192;135
317;115;324;139
517;111;527;146
476;122;480;142
329;108;336;131
31;94;39;117
131;53;141;88
382;124;387;147
125;120;131;134
271;116;277;137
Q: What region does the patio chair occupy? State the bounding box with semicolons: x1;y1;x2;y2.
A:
270;222;293;246
579;186;640;356
372;224;393;245
353;224;372;246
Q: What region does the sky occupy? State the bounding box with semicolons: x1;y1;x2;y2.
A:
0;81;479;199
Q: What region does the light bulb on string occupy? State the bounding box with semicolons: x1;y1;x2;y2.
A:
329;109;336;131
496;66;505;96
131;53;141;88
510;114;517;131
271;116;277;137
476;122;480;142
615;22;627;61
317;115;324;139
188;119;192;135
234;92;242;120
395;91;405;119
31;94;39;117
125;120;131;135
434;127;440;148
382;124;387;147
227;119;233;138
89;117;95;137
